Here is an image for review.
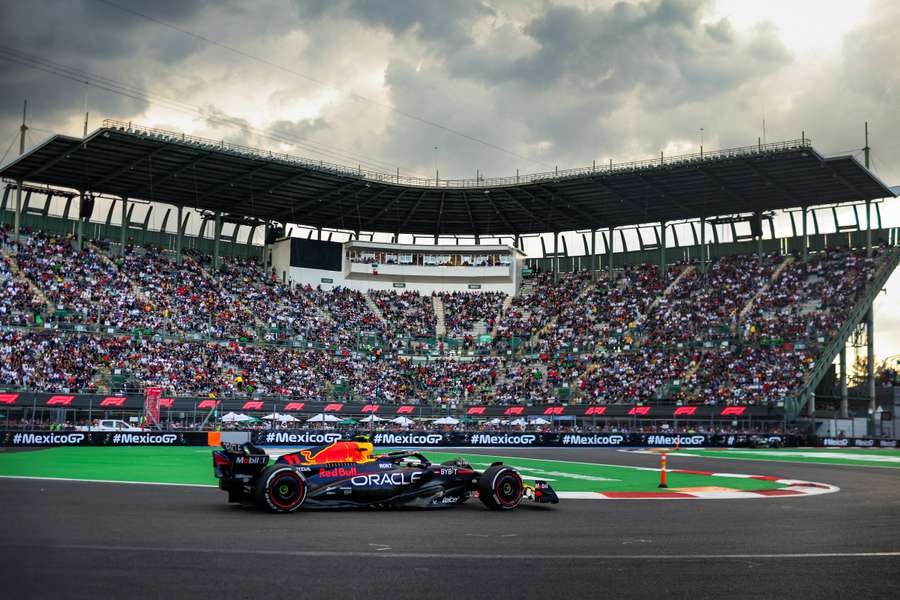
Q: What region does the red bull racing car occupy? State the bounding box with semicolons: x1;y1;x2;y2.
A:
212;439;559;512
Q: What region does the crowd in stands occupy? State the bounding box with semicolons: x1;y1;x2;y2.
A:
0;231;42;326
441;291;506;337
370;290;435;338
744;247;881;345
14;231;159;330
0;224;893;410
647;254;780;344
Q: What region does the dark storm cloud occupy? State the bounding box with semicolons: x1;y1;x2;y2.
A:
492;0;790;105
377;0;792;176
0;0;896;188
296;0;494;47
270;117;329;140
0;0;214;146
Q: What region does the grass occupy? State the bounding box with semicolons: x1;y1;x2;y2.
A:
0;446;792;492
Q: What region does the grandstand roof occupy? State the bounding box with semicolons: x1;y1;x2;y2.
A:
0;120;893;236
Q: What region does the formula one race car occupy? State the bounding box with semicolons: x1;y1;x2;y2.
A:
212;439;559;512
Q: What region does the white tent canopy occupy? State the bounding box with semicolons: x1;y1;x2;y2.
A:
307;413;341;423
390;416;415;427
529;417;551;425
360;414;384;422
433;416;459;425
221;412;253;423
263;413;298;422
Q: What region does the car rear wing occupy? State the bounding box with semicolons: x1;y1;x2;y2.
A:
213;442;269;479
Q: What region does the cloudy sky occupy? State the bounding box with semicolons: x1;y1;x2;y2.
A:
0;0;898;360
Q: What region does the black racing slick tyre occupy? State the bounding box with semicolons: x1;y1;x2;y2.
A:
478;465;524;510
254;465;307;513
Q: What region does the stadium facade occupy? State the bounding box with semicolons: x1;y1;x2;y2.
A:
0;121;897;435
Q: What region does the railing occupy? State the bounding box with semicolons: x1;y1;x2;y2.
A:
101;119;812;190
787;246;900;419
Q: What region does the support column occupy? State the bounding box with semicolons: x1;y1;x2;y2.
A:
867;305;876;434
840;345;848;419
608;227;614;281
756;226;763;266
590;229;597;282
659;221;666;282
801;206;808;261
807;392;816;417
120;197;128;257
552;231;559;283
76;191;84;252
700;217;706;274
175;205;184;265
13;180;22;245
213;211;222;269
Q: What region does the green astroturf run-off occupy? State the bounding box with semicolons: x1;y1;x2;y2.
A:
0;447;791;493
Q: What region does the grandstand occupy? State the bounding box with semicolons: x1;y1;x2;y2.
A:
0;122;897;436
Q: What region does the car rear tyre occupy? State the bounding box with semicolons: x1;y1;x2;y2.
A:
478;465;523;510
254;465;307;513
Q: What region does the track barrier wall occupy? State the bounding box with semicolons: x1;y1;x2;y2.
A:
1;430;896;448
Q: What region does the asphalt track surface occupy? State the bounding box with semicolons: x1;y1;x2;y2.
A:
0;448;898;600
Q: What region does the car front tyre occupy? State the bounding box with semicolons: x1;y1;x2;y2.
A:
478;465;523;510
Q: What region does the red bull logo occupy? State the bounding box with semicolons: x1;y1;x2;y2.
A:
284;441;375;465
319;466;360;478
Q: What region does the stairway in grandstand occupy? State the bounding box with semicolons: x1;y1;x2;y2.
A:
1;247;55;313
89;241;155;309
363;292;388;326
571;266;691;397
788;247;900;418
535;275;595;340
738;255;795;321
432;294;447;337
186;255;270;332
490;294;514;338
648;265;694;313
91;363;113;394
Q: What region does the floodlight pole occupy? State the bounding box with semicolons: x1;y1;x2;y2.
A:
840;345;848;419
864;122;872;257
13;101;27;246
863;121;875;434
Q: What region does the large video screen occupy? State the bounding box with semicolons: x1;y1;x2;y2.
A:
291;238;343;271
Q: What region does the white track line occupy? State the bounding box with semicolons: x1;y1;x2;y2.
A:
0;475;216;488
23;544;899;561
622;449;900;469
